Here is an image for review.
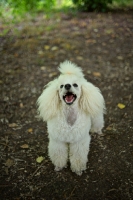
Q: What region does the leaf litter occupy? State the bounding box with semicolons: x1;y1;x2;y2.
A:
0;11;133;199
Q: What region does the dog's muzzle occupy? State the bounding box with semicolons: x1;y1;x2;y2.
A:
63;92;77;105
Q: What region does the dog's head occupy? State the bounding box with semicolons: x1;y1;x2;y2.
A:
57;60;84;106
58;74;81;106
37;61;105;121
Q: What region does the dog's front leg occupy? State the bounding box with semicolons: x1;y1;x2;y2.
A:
69;134;91;175
91;113;104;134
48;138;68;171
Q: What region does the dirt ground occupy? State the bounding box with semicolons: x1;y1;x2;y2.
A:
0;10;133;200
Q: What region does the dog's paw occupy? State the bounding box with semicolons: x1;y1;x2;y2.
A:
96;129;103;134
54;165;67;172
91;127;103;134
71;169;83;176
54;166;63;172
71;164;86;176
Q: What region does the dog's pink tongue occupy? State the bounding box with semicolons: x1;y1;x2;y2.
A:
65;95;73;103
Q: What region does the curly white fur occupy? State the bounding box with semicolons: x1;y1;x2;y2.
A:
37;61;105;175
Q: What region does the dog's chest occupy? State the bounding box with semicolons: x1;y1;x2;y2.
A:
65;107;78;126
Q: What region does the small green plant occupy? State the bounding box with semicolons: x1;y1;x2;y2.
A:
72;0;113;11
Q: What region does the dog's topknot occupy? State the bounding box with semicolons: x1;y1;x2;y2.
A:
58;60;84;78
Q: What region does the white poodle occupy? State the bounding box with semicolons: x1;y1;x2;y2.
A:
37;61;105;175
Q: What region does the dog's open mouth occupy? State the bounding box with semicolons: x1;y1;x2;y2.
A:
63;92;77;105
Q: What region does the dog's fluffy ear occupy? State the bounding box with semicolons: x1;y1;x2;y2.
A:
37;79;60;121
79;81;105;117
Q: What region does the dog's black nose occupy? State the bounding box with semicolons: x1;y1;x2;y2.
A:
65;84;71;90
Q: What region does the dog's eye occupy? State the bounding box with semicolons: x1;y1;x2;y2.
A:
73;83;78;87
60;85;64;88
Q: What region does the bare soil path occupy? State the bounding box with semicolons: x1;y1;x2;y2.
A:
0;11;133;199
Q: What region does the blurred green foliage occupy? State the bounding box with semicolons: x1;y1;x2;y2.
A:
72;0;113;11
0;0;133;16
0;0;56;15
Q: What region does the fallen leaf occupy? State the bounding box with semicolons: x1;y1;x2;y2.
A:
62;43;72;50
36;156;44;163
117;103;125;109
86;39;96;44
108;188;117;192
5;159;14;168
51;46;58;51
40;66;46;71
87;70;91;74
117;56;123;60
28;128;33;133
20;144;29;149
14;53;19;57
9;123;18;128
105;29;114;34
94;28;98;32
20;103;24;108
77;56;83;60
44;45;50;50
49;72;57;78
93;72;101;77
38;50;44;55
80;21;87;27
106;126;112;131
